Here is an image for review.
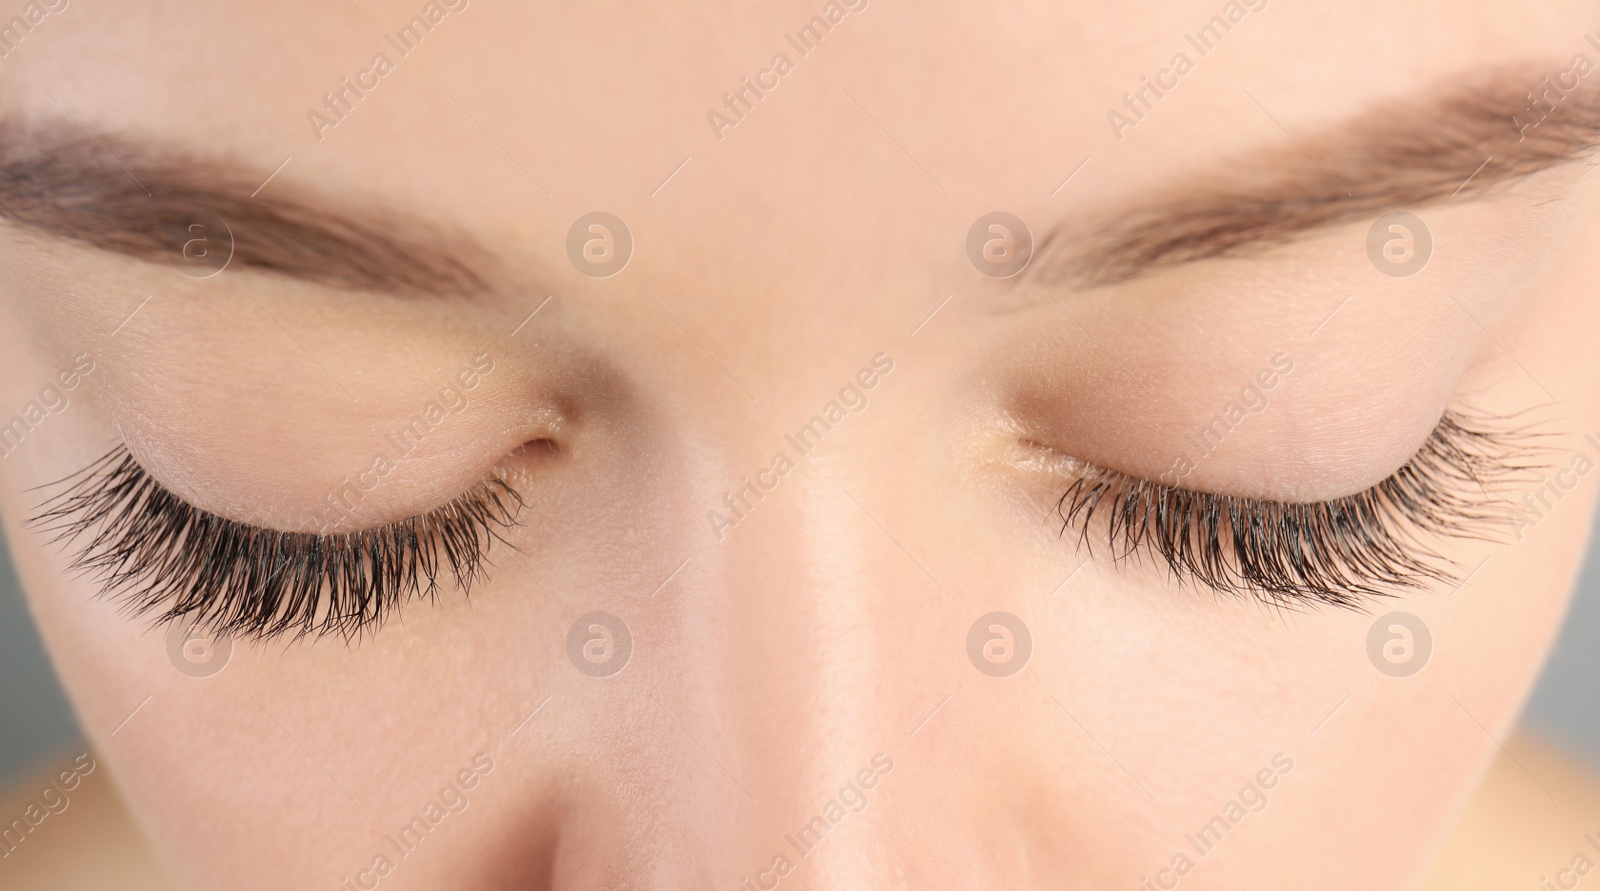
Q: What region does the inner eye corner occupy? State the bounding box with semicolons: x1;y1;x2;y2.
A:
514;436;561;458
1010;435;1092;478
1017;436;1059;455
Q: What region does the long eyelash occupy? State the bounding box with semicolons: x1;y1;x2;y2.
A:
1054;411;1535;610
26;445;524;641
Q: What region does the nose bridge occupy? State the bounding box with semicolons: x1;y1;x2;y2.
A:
676;446;907;885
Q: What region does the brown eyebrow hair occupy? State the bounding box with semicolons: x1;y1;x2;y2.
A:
0;122;493;296
1034;63;1600;288
3;64;1597;297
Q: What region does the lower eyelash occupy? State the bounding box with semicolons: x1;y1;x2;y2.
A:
1054;411;1535;610
27;445;524;641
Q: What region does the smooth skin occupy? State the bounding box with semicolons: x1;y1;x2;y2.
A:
7;734;1600;889
2;1;1600;889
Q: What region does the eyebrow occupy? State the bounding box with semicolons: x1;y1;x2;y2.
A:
1035;63;1600;288
0;121;494;296
4;64;1596;298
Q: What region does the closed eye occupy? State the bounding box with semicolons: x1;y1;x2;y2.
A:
1052;410;1535;610
26;445;524;641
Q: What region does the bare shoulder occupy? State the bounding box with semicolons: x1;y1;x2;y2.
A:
1420;731;1600;890
0;749;173;891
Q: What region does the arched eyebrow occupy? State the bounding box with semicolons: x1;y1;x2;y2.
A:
1032;63;1600;288
0;121;495;298
4;65;1598;299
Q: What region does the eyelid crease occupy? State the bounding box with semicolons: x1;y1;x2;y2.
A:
1052;410;1541;610
26;445;524;641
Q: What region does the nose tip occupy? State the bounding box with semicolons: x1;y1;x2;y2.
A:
730;750;901;891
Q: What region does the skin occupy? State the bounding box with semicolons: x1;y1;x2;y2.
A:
1;0;1599;888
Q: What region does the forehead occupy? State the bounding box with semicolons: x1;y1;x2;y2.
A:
0;0;1585;294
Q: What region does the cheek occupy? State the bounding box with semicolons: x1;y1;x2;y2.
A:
963;511;1578;886
0;515;286;868
0;407;698;888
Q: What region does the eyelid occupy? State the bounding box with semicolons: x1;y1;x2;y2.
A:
1051;410;1534;609
27;445;524;640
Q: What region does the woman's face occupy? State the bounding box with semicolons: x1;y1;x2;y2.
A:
3;1;1599;888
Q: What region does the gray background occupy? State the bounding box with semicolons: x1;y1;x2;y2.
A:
2;507;1599;785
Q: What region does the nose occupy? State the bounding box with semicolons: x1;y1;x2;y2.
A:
527;357;992;889
499;337;1070;889
609;460;916;888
